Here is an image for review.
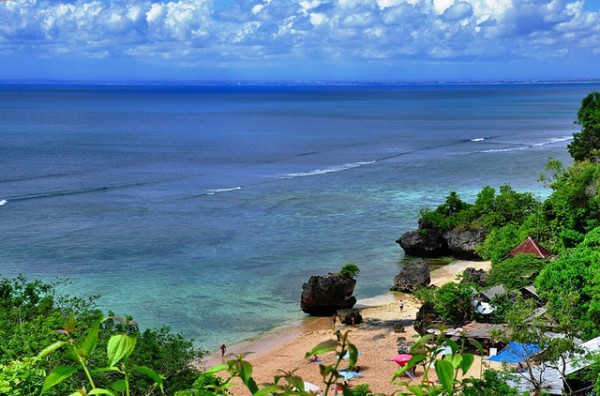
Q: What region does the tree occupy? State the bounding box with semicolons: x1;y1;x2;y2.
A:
568;92;600;162
542;161;600;249
536;227;600;338
487;254;545;290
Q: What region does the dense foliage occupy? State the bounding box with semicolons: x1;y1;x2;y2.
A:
0;276;205;396
487;254;545;290
535;226;600;339
568;92;600;162
419;185;538;239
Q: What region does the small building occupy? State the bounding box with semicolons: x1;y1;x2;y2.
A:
478;284;507;303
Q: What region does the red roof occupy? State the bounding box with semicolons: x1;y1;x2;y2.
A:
508;236;552;259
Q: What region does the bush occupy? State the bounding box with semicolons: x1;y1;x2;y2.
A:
340;263;360;278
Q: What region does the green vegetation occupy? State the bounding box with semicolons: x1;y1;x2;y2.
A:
340;263;360;278
487;254;544;290
0;276;205;396
568;92;600;162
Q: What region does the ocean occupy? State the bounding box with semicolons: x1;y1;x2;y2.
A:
1;82;598;351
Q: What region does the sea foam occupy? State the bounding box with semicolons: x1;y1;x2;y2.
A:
279;161;375;179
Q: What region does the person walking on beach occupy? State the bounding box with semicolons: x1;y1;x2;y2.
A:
220;344;227;357
332;313;337;327
399;300;404;313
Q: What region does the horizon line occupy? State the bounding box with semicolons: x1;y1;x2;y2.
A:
1;78;600;87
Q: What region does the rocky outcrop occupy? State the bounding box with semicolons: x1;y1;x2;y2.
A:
443;228;486;259
397;221;485;260
300;274;356;316
461;267;488;287
390;258;431;292
396;229;449;257
337;308;363;325
413;302;440;336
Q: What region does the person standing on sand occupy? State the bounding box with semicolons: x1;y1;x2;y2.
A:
399;300;404;312
332;313;337;327
220;344;227;357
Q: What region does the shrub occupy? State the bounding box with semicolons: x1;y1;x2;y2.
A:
340;263;360;278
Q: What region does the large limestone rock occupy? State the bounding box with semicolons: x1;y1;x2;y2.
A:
396;229;449;257
300;274;357;316
443;228;485;259
390;258;431;292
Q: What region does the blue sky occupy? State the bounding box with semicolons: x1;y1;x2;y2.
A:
1;0;599;82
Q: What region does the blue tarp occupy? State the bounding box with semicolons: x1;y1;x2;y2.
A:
488;342;541;363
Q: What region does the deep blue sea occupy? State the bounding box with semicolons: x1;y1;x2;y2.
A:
1;82;598;351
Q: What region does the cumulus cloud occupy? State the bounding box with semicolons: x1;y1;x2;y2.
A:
0;0;598;75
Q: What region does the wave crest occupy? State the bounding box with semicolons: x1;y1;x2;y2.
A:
279;161;375;179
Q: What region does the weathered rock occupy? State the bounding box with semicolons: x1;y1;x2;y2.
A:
397;341;411;354
390;258;431;292
443;228;485;259
413;302;440;336
462;267;488;287
337;308;363;325
300;274;357;316
396;229;450;257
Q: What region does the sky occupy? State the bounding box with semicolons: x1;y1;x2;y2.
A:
0;0;599;82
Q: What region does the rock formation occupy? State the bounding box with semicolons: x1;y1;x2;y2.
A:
300;273;357;316
461;267;488;287
337;308;363;325
390;258;431;292
397;220;484;260
443;228;486;259
396;229;449;257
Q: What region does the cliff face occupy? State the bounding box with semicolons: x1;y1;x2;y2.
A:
300;274;356;316
397;224;485;260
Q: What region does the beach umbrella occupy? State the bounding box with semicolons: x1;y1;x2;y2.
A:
390;354;412;366
303;382;320;393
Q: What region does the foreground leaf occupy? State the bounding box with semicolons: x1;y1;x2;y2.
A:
41;366;78;394
107;334;136;367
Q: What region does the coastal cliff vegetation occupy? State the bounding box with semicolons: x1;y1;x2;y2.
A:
0;92;599;395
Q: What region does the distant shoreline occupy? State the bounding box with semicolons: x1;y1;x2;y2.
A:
1;79;599;87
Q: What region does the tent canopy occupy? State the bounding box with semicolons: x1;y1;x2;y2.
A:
488;342;541;363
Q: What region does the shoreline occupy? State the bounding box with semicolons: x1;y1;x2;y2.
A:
200;260;492;394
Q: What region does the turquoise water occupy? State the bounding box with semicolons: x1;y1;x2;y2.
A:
1;83;597;350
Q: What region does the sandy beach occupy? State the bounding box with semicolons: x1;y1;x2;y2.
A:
201;260;493;395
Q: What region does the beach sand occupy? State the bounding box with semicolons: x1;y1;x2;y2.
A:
201;260;493;395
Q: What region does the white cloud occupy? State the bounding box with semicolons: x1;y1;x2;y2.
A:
0;0;598;77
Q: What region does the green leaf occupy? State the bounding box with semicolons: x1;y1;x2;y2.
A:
41;366;78;394
460;353;475;375
87;389;117;395
133;365;163;388
111;379;127;392
77;320;101;358
253;385;281;396
36;341;68;361
407;384;424;396
204;364;229;374
107;334;137;367
347;343;359;368
435;359;454;394
305;339;340;358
